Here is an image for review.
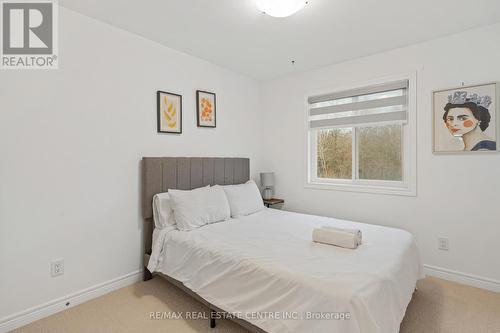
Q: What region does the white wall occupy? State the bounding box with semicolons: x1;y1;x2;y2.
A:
261;23;500;286
0;7;265;321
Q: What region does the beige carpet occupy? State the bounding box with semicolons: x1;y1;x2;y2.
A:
10;276;500;333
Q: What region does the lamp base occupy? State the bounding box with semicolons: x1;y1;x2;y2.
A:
262;188;273;200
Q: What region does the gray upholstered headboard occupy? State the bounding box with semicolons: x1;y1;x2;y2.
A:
141;157;250;256
142;157;250;219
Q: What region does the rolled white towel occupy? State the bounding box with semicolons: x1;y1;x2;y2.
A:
321;226;362;246
312;226;362;249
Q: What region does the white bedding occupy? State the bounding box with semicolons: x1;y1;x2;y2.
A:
148;208;423;333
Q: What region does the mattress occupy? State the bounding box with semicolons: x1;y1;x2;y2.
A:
149;208;423;333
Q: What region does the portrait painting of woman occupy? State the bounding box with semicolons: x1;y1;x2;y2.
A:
433;83;497;153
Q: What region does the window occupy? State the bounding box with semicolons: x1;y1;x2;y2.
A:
307;79;416;195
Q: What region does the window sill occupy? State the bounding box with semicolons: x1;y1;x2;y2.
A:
305;181;416;196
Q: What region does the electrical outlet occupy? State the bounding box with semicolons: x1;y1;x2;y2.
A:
51;258;64;277
438;237;449;251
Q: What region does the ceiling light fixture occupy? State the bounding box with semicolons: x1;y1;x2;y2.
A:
257;0;307;18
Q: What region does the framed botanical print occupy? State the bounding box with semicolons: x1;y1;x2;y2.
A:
196;90;216;128
433;82;497;153
157;91;182;134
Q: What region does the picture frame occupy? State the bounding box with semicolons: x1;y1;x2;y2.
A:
196;90;216;128
432;82;497;153
157;91;182;134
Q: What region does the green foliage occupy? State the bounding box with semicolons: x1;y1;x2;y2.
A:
358;125;402;181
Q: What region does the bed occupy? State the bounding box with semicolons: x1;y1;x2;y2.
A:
142;157;423;333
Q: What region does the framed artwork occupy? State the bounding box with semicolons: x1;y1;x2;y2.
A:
196;90;216;128
433;82;497;153
157;91;182;134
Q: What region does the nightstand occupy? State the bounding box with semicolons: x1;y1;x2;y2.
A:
263;198;284;208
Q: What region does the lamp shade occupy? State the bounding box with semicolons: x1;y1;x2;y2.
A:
260;172;275;187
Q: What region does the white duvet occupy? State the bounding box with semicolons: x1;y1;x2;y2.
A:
149;208;423;333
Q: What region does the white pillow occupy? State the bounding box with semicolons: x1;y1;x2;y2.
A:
169;185;230;231
222;180;264;217
152;192;176;230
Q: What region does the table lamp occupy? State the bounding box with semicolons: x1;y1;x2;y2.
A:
260;172;275;200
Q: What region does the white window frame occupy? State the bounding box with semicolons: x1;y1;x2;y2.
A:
305;73;417;196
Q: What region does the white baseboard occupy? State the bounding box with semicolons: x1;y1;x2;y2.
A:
424;265;500;293
0;270;143;333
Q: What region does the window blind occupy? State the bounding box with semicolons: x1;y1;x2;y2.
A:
308;80;408;129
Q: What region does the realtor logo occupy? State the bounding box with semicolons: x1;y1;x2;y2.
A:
1;0;58;69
